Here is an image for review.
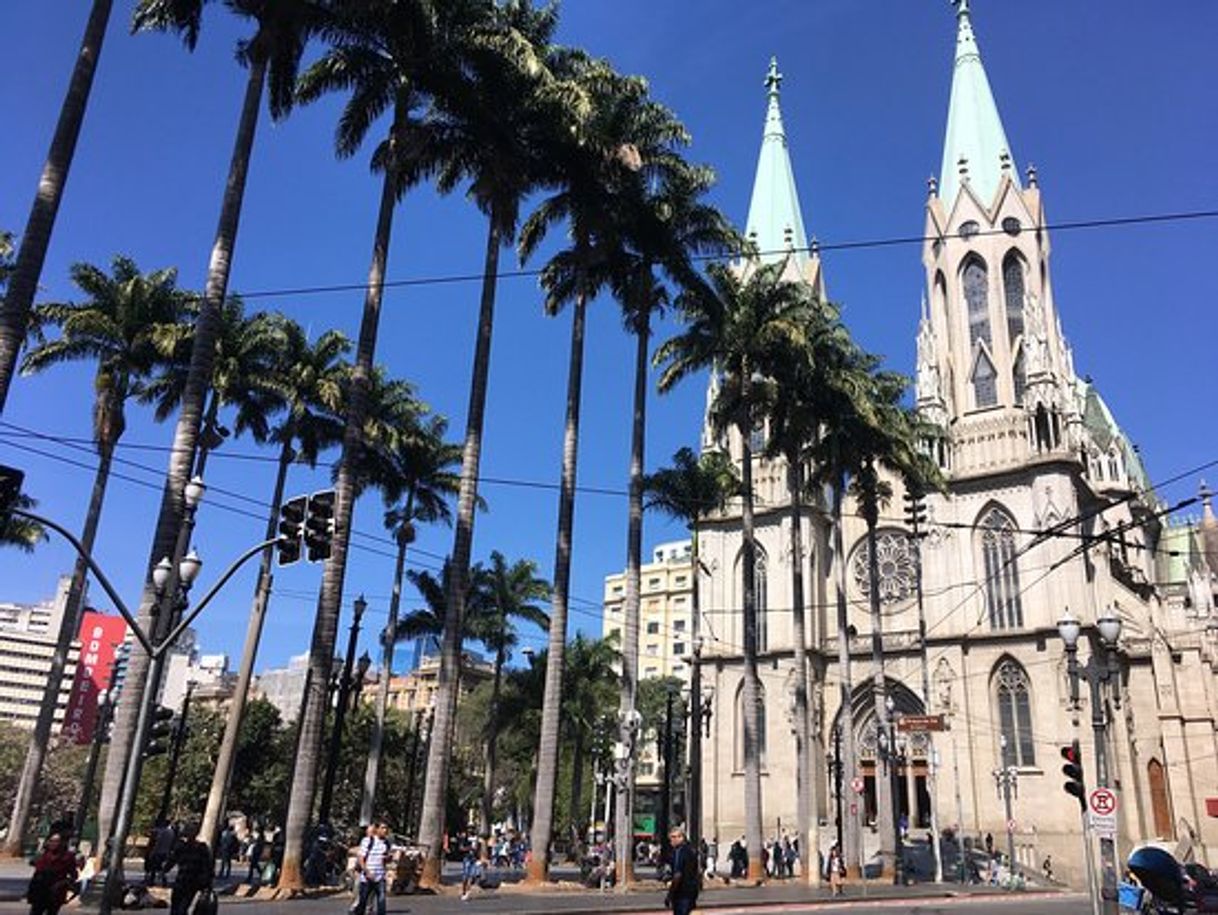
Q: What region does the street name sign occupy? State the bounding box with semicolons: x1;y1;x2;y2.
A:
896;714;948;732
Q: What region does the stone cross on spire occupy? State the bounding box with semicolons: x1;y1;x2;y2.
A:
765;57;783;97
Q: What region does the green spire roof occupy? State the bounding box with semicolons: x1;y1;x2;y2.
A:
745;57;808;266
939;1;1019;208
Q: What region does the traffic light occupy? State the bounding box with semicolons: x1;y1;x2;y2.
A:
903;487;927;536
1061;740;1086;809
0;464;25;523
304;489;336;562
277;495;308;566
143;706;176;758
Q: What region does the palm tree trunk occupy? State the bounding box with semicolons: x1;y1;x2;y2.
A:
865;484;895;871
480;643;505;839
417;215;503;888
738;411;765;882
0;0;112;414
279;162;396;890
361;527;409;826
200;437;292;847
830;477;861;876
525;290;588;884
613;311;648;888
96;50;266;865
786;453;819;884
3;433;116;856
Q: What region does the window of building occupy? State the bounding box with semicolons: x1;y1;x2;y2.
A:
646;643;659;657
734;679;767;771
1003;252;1025;344
994;659;1035;766
963;258;991;347
756;550;769;652
648;577;661;588
972;349;997;408
639;762;655;777
673;619;686;632
749;420;766;453
979;507;1023;629
644;666;658;677
608;627;620;640
675;575;687;586
646;621;660;635
1012;348;1026;405
673;596;686;606
612;585;623;594
674;642;686;656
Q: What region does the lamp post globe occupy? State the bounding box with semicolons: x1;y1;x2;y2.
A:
184;475;206;510
1097;609;1122;647
152;557;173;595
179;549;203;587
1057;610;1082;649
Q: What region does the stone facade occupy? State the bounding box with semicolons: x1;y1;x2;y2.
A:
696;6;1218;884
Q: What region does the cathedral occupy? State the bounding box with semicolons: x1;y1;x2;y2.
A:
696;2;1218;884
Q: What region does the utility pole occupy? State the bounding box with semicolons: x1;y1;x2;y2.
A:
318;594;367;826
905;487;943;881
659;688;675;859
994;734;1018;886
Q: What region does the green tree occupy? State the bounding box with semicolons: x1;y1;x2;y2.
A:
559;635;619;848
642;445;739;848
0;0;114;412
466;552;550;838
199;322;350;846
655;259;812;880
518;57;690;884
361;415;462;825
97;1;327;872
6;256;188;856
0;493;48;553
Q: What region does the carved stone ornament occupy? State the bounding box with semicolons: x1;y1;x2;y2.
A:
852;531;916;606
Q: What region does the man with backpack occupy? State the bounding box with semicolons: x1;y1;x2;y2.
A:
352;821;390;915
665;827;700;915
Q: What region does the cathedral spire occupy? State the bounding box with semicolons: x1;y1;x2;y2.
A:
939;1;1019;208
745;57;808;266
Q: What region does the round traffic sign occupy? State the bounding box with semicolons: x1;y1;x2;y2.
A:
1007;818;1017;833
851;776;865;795
1089;787;1117;816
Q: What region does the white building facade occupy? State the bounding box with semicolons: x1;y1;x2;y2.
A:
697;5;1218;885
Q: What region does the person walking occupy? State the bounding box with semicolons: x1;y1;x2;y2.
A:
826;843;845;897
665;828;700;915
167;825;212;915
246;830;265;885
217;825;237;878
352;820;390;915
25;833;77;915
460;831;483;901
705;837;718;880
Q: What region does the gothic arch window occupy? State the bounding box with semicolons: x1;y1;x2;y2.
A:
993;658;1035;766
1108;449;1122;482
749;419;766;454
971;348;998;408
1012;347;1027;405
1003;251;1026;344
962;257;992;348
734;678;767;771
978;506;1023;628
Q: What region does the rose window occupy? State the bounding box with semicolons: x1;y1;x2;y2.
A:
852;531;916;606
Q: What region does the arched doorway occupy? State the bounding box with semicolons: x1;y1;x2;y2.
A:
830;680;931;831
1148;758;1173;838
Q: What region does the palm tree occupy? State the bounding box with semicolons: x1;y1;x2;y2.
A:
408;4;586;885
641;446;740;849
655;259;812;881
5;256;187;856
360;418;463;826
96;1;326;869
200;322;349;846
606;159;736;879
0;0;114;412
284;0;503;885
465;552;550;838
559;634;620;846
518;59;690;884
762;295;860;884
0;493;48;552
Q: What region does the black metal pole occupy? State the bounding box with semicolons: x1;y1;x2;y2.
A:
890;722;904;885
156;681;195;824
833;725;844;854
659;689;674;860
74;693;114;843
318;598;365;826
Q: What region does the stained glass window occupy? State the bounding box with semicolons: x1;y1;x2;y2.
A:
973;350;997;408
1003;253;1025;344
995;659;1035;765
852;531;916;607
1013;348;1026;405
980;508;1022;628
964;259;991;347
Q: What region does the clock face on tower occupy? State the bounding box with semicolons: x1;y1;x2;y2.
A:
851;530;917;609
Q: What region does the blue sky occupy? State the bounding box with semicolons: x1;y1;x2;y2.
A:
2;1;1215;672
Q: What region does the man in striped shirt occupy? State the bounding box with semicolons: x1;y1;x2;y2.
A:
352;820;390;915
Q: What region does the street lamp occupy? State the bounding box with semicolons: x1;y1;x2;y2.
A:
184;475;206;510
1057;606;1122;915
318;594;368;827
152;557;173;594
179;549;203;588
883;695;905;885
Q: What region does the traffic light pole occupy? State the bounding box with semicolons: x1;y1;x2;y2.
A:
156;682;195;824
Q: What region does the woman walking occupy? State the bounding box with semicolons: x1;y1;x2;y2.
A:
26;833;78;915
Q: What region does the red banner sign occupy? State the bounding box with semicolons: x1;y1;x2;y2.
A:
61;611;127;744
